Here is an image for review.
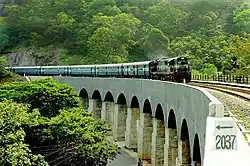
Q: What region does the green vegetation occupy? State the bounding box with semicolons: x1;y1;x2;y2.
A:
0;78;117;165
0;0;249;74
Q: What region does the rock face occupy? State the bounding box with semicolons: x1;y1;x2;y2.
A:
2;48;61;66
0;0;10;16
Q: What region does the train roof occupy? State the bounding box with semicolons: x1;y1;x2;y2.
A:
10;66;41;68
41;65;95;68
95;63;122;67
122;61;151;66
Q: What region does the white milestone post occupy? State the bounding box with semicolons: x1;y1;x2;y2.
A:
214;119;237;150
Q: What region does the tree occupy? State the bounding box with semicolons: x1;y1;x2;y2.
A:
0;78;81;117
143;1;188;39
41;107;117;166
234;8;250;33
87;13;141;63
0;79;117;165
0;100;48;166
0;56;8;66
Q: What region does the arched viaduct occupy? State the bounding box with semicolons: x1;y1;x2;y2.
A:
53;76;224;166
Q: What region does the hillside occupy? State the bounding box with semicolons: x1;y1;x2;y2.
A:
0;0;249;75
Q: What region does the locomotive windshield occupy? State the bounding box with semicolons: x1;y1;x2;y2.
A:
177;57;188;65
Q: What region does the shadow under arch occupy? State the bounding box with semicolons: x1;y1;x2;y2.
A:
193;134;201;166
168;109;177;129
79;88;88;98
180;119;191;164
79;88;89;110
130;96;140;108
143;99;152;114
104;91;114;102
117;93;127;105
155;104;164;121
92;90;102;101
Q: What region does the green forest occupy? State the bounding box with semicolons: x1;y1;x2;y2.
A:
0;78;117;165
0;0;250;75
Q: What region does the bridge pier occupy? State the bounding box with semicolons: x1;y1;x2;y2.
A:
89;99;102;118
176;119;191;166
113;104;127;141
176;139;191;166
80;97;89;110
79;89;89;111
137;113;153;161
125;107;140;150
151;118;165;166
164;128;178;166
101;101;115;136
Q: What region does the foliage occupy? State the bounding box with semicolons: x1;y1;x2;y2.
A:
0;0;250;73
0;100;48;165
0;79;117;165
41;107;117;166
0;78;81;117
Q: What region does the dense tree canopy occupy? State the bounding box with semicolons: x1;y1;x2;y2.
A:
0;0;249;74
0;78;117;165
0;100;48;166
0;78;81;117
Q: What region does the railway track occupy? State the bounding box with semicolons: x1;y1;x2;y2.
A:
189;80;250;145
189;81;250;102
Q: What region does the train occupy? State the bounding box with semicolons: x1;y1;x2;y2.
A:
4;56;192;83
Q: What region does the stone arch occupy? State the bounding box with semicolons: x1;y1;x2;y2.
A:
143;99;152;114
79;88;89;110
90;90;102;119
193;134;201;166
130;96;139;108
117;93;127;105
152;103;165;166
104;91;114;102
92;90;101;101
179;119;191;165
165;109;178;166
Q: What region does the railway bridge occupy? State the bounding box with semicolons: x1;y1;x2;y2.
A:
50;76;250;166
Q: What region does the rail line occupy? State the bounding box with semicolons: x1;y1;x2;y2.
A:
189;80;250;145
189;81;250;101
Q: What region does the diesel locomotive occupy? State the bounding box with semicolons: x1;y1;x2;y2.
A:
5;56;191;83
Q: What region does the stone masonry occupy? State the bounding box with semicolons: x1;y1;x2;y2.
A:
176;140;191;166
137;113;153;161
89;99;102;119
80;97;89;111
101;101;115;136
113;104;127;141
125;107;140;149
151;118;165;166
164;128;178;166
